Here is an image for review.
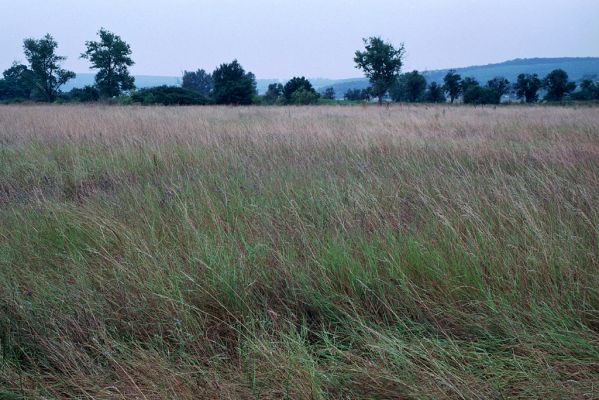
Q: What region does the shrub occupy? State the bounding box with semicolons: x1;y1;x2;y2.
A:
131;86;210;105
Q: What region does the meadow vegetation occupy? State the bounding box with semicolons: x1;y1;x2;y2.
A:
0;104;598;398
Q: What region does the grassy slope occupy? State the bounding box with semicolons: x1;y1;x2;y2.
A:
0;105;598;399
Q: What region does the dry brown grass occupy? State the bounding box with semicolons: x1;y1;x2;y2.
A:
0;104;598;399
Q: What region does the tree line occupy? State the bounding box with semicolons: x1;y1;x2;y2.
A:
1;31;598;105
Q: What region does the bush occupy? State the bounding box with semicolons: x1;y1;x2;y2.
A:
60;86;100;102
131;86;210;105
463;86;501;105
283;77;319;104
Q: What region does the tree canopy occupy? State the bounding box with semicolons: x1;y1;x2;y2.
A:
283;77;319;104
543;69;576;101
354;37;404;104
182;69;213;96
23;34;75;101
82;28;135;97
514;73;542;103
443;70;462;103
212;60;256;105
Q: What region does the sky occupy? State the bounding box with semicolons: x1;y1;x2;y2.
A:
1;0;598;79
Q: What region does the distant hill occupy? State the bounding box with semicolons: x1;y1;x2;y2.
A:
64;57;599;98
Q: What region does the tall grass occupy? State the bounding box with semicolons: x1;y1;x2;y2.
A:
1;104;598;398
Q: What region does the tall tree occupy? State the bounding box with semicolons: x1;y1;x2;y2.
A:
81;28;135;98
182;69;212;96
514;73;542;103
425;82;446;103
212;60;256;105
443;70;462;103
23;34;75;101
543;69;576;101
354;37;404;105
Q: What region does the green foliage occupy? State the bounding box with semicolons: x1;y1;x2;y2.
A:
390;70;426;102
443;70;462;103
487;76;510;97
461;76;480;94
515;73;542;103
571;79;599;101
212;60;257;105
22;34;75;101
543;69;576;101
463;86;501;105
60;86;100;102
263;83;284;104
290;87;320;105
354;37;405;104
131;85;210;105
425;82;446;103
0;63;32;101
344;88;370;101
321;87;336;100
81;28;135;98
182;69;212;96
283;77;319;104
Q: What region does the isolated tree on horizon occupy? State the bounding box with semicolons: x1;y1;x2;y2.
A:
23;34;75;101
543;69;576;101
182;69;212;96
212;60;256;105
354;37;405;105
443;70;462;103
82;28;135;98
514;73;542;103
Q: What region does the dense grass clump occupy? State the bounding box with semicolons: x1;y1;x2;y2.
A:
0;104;598;398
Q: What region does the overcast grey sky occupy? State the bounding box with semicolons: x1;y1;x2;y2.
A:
1;0;598;79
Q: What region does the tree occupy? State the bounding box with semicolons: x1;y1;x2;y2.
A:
290;88;320;105
463;86;500;105
571;79;599;101
81;28;135;98
283;77;319;104
354;37;404;105
487;77;510;98
543;69;576;101
322;87;336;100
22;34;75;101
344;88;370;101
461;76;480;94
443;70;462;103
263;83;283;104
514;73;542;103
390;70;426;102
0;63;31;100
425;82;445;103
182;69;212;96
212;60;256;105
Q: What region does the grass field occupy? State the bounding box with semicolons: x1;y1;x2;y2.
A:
1;104;598;399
